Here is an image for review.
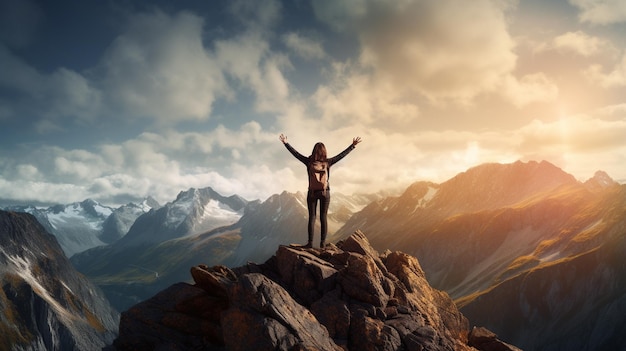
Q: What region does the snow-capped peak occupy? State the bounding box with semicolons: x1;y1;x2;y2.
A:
592;171;616;187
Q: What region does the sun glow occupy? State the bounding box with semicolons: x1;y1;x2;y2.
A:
557;109;571;144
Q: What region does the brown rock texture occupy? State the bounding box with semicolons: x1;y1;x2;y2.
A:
113;231;518;350
468;326;523;351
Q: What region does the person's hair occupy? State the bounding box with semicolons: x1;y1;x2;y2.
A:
310;142;327;162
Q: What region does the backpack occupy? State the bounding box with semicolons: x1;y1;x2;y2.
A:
308;160;328;192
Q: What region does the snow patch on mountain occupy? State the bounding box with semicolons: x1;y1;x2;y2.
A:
201;199;242;223
164;198;194;228
48;203;108;231
411;186;438;213
1;247;75;325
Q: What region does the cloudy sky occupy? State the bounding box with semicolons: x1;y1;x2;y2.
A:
1;0;625;206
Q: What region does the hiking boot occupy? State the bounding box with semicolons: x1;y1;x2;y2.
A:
303;242;312;249
320;241;326;249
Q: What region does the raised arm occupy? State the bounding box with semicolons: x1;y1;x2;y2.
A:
280;134;309;164
328;136;362;166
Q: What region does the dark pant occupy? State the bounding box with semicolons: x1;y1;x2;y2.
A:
307;189;330;245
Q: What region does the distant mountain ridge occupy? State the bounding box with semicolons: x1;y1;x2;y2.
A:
335;160;626;350
115;187;247;248
0;210;119;351
101;197;160;243
4;197;158;257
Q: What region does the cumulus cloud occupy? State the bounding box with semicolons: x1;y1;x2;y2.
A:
500;73;559;107
16;164;40;179
312;67;419;128
353;0;514;101
1;9;227;127
552;31;615;56
0;5;296;129
283;32;326;60
0;45;101;125
0;120;282;205
569;0;626;25
585;53;626;87
98;10;227;124
215;33;294;114
312;0;555;109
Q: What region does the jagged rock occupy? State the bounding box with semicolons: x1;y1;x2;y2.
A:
468;326;523;351
190;264;237;298
340;251;392;307
114;231;520;350
310;289;351;343
349;309;403;351
275;245;339;305
222;273;342;351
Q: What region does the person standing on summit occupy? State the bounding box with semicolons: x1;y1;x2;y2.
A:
280;134;362;248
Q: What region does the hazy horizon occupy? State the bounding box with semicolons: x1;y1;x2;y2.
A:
2;159;622;209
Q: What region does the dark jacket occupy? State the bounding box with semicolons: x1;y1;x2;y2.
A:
284;143;355;190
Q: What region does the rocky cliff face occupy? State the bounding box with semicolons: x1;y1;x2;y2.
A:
112;231;519;351
0;211;119;351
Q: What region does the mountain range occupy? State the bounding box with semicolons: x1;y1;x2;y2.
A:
2;159;625;350
4;197;159;257
335;160;626;350
0;210;119;351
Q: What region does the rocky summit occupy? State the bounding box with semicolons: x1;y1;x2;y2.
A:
112;231;519;351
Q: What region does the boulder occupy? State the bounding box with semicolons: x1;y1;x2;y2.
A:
339;252;391;307
275;245;338;305
190;264;237;298
310;289;351;342
222;273;342;351
349;309;403;351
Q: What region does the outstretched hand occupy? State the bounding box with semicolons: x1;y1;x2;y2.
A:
279;134;287;144
352;136;362;146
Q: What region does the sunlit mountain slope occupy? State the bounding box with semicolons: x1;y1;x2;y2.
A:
336;160;626;350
